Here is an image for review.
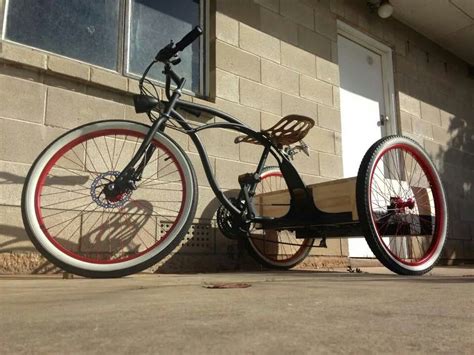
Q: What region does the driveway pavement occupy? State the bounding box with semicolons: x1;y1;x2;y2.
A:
1;267;473;354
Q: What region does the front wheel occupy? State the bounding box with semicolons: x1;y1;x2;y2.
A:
356;136;447;275
22;120;197;278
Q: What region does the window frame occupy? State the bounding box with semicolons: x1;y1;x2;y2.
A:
0;0;209;97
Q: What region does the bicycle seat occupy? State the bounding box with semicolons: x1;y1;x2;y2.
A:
234;115;315;146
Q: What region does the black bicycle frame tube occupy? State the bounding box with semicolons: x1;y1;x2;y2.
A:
126;63;354;230
168;105;278;218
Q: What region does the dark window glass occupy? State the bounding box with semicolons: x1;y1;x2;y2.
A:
5;0;120;70
129;0;201;93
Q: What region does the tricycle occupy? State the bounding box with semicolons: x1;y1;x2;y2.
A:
21;27;447;277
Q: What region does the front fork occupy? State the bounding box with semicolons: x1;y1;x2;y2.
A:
104;78;186;199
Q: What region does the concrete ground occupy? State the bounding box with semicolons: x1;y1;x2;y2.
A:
1;267;473;354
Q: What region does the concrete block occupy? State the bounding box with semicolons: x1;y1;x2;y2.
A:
300;75;333;106
335;131;342;156
239;23;280;63
90;67;128;92
216;41;260;81
216;69;239;103
0;75;46;123
432;124;452;147
319;152;343;178
128;78;141;95
399;111;413;133
240;78;282;115
316;57;340;86
398;92;420;118
194;187;220;220
317;104;341;132
45;87;124;129
280;0;314;30
216;12;239;46
214;98;261;129
44;74;87;93
0;205;33;252
0;118;66;165
291;149;320;176
413;117;433;139
239;141;266;164
420;102;441;126
260;111;281;131
281;42;316;78
423;139;443;163
0;62;43;83
260;7;298;46
0;42;47;70
0;160;29;206
216;0;261;30
255;0;279;12
298;26;331;61
186;152;215;188
333;86;340;108
48;55;90;81
190;128;240;161
314;5;337;40
282;93;318;122
329;0;345;16
261;59;299;95
305;127;335;154
215;158;256;189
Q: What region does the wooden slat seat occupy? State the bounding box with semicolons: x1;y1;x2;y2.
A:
235;115;314;146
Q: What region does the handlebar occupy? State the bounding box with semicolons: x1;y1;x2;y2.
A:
155;26;203;62
175;26;203;52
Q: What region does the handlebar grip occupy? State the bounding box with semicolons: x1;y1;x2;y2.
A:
175;26;203;52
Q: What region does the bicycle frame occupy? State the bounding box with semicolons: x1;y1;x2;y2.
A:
123;64;360;238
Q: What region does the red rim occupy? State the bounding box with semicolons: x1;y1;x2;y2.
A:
368;143;444;266
34;128;186;265
250;170;312;265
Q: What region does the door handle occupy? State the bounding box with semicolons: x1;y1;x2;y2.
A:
378;114;389;126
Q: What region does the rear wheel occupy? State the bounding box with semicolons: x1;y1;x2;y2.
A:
22;120;197;278
356;136;447;275
246;167;314;269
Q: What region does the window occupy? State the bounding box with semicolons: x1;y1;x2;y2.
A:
129;0;202;93
3;0;206;94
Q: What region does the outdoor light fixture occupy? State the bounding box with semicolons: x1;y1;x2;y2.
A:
367;0;394;19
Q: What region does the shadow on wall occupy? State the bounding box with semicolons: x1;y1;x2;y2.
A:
0;167;258;273
438;115;474;262
156;188;263;274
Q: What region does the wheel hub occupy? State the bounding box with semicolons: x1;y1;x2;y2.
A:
90;171;132;208
390;197;415;213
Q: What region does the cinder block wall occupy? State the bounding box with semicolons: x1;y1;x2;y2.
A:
0;0;472;274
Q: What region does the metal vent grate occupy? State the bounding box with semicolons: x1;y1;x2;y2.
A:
159;221;214;254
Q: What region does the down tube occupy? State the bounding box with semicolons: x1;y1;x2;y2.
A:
169;109;242;217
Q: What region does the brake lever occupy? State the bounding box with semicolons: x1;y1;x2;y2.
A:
155;41;175;62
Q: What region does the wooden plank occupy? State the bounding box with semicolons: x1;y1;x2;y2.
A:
309;177;358;220
256;177;358;220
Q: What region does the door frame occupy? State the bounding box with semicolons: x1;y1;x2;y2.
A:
337;20;398;136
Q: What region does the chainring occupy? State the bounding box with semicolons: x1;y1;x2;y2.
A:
216;198;249;240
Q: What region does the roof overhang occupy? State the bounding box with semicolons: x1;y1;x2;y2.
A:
389;0;474;65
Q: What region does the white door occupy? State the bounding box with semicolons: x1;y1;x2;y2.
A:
337;34;388;258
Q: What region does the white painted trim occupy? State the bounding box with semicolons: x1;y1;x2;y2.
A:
1;0;9;39
337;20;398;136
